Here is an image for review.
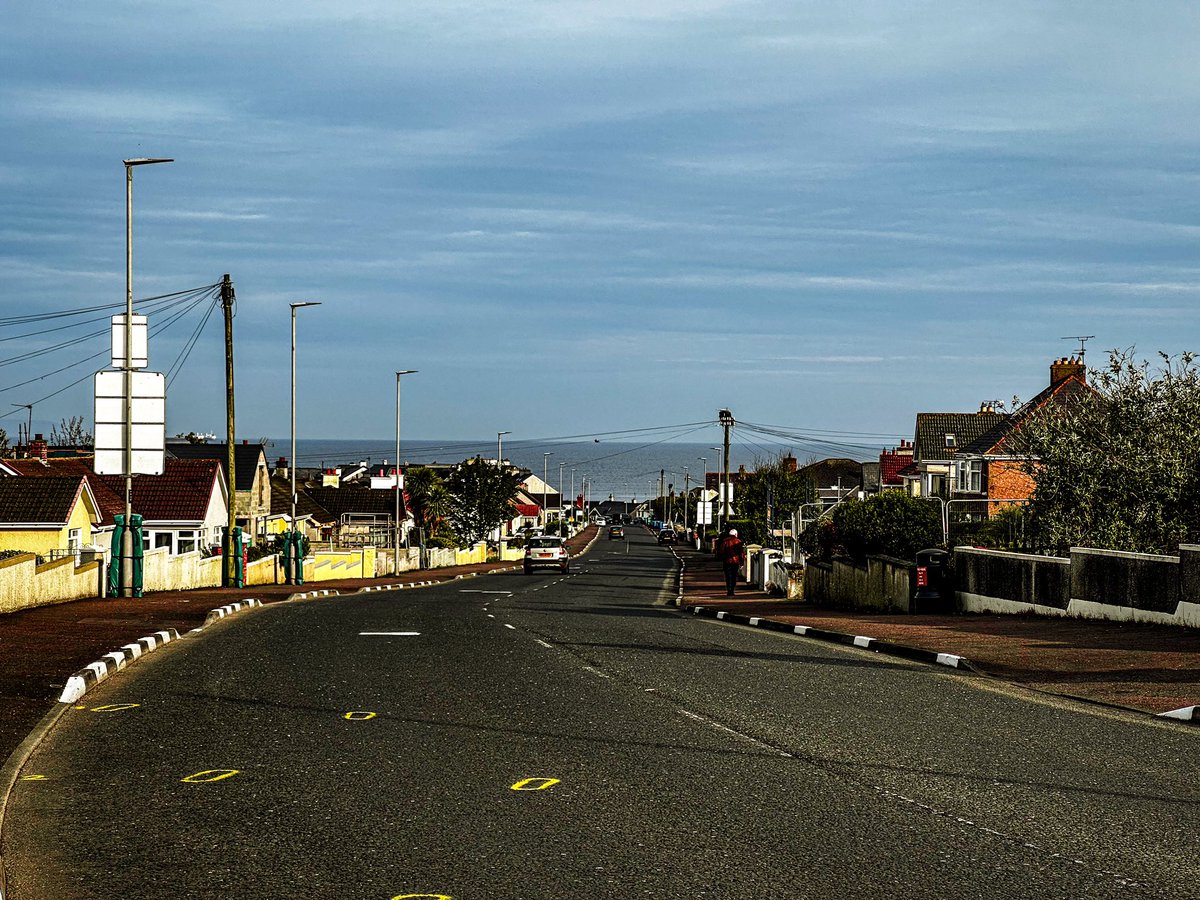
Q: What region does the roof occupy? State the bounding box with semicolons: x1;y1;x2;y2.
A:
913;412;1008;463
165;442;267;492
269;475;335;524
0;476;92;526
306;486;399;520
959;374;1093;457
514;503;541;517
95;459;224;524
2;458;124;525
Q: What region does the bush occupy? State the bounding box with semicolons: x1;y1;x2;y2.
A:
832;493;943;562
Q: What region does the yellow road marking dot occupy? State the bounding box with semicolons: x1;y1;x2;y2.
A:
392;895;452;899
343;711;377;721
91;703;141;713
511;777;560;791
74;705;86;710
20;775;48;781
181;769;240;783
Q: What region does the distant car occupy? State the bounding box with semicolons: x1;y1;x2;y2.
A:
608;525;624;540
657;529;675;544
524;535;570;574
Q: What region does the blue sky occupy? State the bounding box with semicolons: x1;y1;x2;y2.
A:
3;2;1199;450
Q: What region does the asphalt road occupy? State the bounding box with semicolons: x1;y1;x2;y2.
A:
4;529;1197;899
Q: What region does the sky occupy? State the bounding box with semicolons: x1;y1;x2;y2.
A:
3;2;1200;454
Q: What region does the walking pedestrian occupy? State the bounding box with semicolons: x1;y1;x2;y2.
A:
715;527;745;596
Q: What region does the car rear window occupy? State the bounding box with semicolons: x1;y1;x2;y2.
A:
529;537;563;549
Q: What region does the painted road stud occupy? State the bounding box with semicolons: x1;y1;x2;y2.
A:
511;777;560;791
391;894;452;899
19;775;48;782
344;711;377;721
181;769;240;783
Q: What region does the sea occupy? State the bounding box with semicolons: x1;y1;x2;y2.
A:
268;438;788;503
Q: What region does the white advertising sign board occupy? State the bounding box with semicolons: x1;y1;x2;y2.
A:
94;370;166;475
696;501;713;525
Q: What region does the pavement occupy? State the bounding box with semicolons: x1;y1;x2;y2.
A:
675;542;1200;721
0;527;599;766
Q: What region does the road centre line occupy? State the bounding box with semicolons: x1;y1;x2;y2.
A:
359;631;421;637
535;639;552;648
581;666;610;679
504;624;516;630
679;709;793;758
459;590;512;595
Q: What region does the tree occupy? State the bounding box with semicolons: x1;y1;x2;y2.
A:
802;492;942;563
49;416;92;446
1017;349;1200;554
444;457;523;547
0;428;9;457
738;454;815;546
404;466;452;540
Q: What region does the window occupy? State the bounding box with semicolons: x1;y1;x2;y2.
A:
68;528;82;551
177;530;198;555
957;460;983;494
153;532;173;550
944;433;956;449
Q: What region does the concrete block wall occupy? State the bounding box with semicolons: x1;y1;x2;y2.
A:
0;553;104;613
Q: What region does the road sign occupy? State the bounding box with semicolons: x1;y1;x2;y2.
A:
93;370;166;475
110;315;148;369
696;501;713;525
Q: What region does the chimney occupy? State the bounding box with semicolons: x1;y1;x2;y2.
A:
31;433;47;462
979;402;994;414
1050;356;1087;386
275;456;289;480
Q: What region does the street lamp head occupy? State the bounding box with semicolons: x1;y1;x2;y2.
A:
124;158;174;167
396;369;418;376
290;301;322;311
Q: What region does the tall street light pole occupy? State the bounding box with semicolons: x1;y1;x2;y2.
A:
122;157;172;598
698;457;708;544
289;301;321;584
497;431;510;467
395;370;417;574
542;452;552;528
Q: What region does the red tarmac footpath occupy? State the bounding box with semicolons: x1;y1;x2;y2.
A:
0;527;598;765
678;545;1200;720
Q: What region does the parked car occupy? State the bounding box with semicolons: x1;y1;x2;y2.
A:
608;525;624;540
657;529;675;544
524;535;570;574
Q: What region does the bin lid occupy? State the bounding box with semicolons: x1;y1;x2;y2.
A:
915;548;950;564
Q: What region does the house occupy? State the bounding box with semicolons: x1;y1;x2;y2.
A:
265;473;335;541
879;440;914;491
519;473;562;523
166;440;271;540
305;485;399;547
95;458;228;556
0;457;125;540
954;357;1093;513
0;476;102;558
908;408;1009;499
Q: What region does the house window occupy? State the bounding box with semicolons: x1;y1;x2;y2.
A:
177;530;198;555
68;528;82;551
944;433;956;449
957;460;983;493
154;532;173;551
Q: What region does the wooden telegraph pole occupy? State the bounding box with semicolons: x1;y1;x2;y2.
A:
221;274;237;586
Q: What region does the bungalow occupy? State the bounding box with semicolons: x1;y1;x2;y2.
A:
166;440;271;540
0;476;102;558
95;458;228;556
907;407;1009;499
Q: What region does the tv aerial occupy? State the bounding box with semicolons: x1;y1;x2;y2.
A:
1060;335;1095;361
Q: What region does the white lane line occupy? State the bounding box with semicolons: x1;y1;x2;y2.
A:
581;666;610;679
504;623;516;630
535;639;553;648
359;631;421;637
679;709;793;758
459;590;513;595
487;614;496;619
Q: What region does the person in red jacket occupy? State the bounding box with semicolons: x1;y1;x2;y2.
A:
715;528;745;596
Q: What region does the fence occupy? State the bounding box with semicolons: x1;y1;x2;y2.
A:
955;546;1200;627
802;556;913;612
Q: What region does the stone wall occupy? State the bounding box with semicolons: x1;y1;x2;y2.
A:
802;556;912;612
0;553;104;613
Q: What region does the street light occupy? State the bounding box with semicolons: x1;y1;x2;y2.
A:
395;370;417;574
289;301;321;584
543;452;552;528
120;157;172;598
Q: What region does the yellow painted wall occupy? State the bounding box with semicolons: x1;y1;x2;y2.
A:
0;490;97;557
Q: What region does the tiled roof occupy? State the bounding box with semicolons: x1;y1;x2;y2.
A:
959;374;1093;456
3;458;123;525
95;459;223;523
270;476;335;524
306;486;398;520
166;442;267;492
913;412;1008;463
0;477;87;525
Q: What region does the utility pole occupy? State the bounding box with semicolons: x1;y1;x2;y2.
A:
683;467;690;538
660;468;665;524
221;274;237;587
718;409;734;534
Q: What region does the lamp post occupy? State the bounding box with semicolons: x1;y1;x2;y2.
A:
289;301;321;584
120;157;173;598
698;456;709;544
571;468;576;524
395;370;417;574
497;431;510;467
558;461;566;524
542;452;552;528
683;466;689;539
